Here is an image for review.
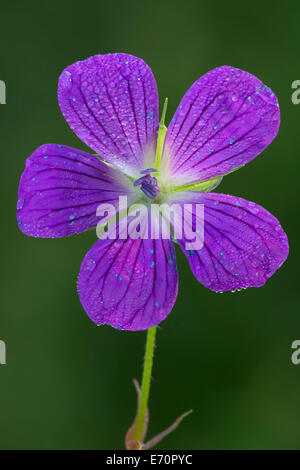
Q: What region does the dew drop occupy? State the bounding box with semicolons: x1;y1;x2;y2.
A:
60;70;72;91
85;259;96;271
249;206;259;215
17;198;24;210
26;158;33;168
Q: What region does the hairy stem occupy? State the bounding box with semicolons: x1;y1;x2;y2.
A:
134;326;157;441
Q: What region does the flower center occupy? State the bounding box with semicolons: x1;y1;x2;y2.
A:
134;168;161;200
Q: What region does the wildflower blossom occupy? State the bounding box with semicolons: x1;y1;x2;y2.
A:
17;54;288;331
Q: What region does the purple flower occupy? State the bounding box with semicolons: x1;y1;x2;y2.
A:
17;54;288;331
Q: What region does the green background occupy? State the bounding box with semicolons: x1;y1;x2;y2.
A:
0;0;299;450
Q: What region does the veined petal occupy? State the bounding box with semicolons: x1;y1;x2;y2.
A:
162;66;280;185
58;54;159;178
169;192;288;291
17;144;134;238
78;237;178;331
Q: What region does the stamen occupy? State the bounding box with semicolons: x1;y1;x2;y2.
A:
134;169;161;200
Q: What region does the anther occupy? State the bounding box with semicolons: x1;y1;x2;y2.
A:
134;169;161;200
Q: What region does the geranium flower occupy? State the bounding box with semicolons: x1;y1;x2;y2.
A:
17;54;288;331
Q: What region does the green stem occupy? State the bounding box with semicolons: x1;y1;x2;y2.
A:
134;326;157;441
155;98;168;169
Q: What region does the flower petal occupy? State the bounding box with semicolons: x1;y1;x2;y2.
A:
78;237;178;331
171;192;288;291
162;66;280;185
17;144;134;238
58;54;159;178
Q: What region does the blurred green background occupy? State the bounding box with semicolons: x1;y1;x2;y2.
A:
0;0;299;450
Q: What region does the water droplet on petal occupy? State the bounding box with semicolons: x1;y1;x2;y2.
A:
60;70;72;91
17;198;24;210
85;259;96;271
